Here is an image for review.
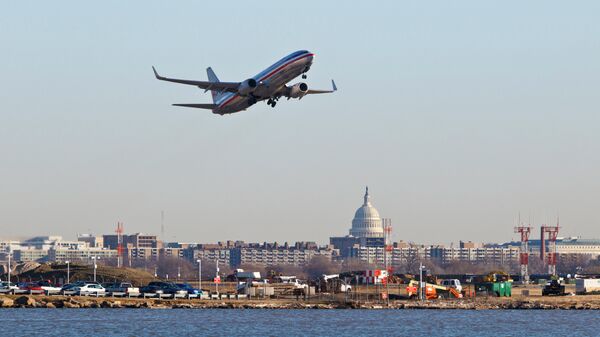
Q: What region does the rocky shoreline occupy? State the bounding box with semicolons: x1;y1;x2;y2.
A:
2;295;600;310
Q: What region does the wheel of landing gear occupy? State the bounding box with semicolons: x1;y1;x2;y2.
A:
271;102;276;107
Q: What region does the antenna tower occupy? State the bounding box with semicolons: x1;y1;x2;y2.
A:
116;222;124;268
161;211;165;241
383;219;393;272
514;224;532;283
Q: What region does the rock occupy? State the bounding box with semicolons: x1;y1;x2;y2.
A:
100;301;113;308
15;296;36;307
0;297;15;308
62;301;81;308
45;302;56;308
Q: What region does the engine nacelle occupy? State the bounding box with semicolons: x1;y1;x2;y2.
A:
237;78;258;96
287;82;309;98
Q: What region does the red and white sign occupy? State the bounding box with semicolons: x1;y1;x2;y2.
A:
213;276;221;284
362;270;389;284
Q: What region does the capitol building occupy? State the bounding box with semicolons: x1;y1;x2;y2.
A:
349;187;384;238
330;187;387;257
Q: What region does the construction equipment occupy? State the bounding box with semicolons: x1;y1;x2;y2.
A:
542;280;566;296
320;274;352;293
406;280;462;300
481;271;512;283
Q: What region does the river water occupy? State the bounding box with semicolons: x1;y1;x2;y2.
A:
0;309;598;336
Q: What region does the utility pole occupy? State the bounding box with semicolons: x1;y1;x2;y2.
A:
7;245;11;285
196;259;202;291
65;260;70;284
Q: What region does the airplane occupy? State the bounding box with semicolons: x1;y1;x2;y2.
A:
152;50;336;115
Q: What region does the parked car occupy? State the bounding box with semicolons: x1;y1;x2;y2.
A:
21;282;44;294
74;283;105;296
176;283;202;295
140;283;164;294
36;280;62;293
0;281;19;292
103;282;140;295
141;282;187;296
61;281;100;293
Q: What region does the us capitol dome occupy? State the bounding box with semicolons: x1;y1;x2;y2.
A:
349;186;384;238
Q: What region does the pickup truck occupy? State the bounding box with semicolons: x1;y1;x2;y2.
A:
102;282;140;296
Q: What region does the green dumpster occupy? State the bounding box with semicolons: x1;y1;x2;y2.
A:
504;282;512;297
497;282;505;297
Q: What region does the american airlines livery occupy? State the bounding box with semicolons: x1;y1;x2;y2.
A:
152;50;336;115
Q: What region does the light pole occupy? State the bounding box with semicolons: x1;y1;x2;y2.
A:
91;256;99;282
65;260;70;284
7;246;11;285
419;262;425;301
215;260;219;296
154;266;158;278
196;259;202;291
177;266;181;282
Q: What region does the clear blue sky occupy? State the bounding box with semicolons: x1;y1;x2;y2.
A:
1;1;599;244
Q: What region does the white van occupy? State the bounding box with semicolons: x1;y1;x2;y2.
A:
441;279;462;292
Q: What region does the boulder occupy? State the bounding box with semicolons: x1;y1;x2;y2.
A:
100;301;113;308
0;297;15;308
15;296;36;307
62;301;81;308
45;302;56;308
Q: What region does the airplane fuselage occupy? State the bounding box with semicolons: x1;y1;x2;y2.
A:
214;50;314;114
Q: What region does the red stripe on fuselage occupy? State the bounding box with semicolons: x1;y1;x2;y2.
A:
219;53;314;108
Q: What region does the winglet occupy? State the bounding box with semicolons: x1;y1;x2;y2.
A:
332;79;337;91
152;66;161;79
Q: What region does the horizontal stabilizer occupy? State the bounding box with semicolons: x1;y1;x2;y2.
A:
152;66;239;93
172;103;218;109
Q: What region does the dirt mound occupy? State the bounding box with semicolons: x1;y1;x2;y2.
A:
13;262;157;286
14;262;41;275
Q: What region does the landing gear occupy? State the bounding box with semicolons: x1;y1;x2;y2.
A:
302;74;307;79
267;97;278;108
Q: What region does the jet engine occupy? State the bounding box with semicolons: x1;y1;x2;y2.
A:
237;78;258;96
287;82;309;98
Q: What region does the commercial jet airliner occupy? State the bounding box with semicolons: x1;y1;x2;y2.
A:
152;50;336;115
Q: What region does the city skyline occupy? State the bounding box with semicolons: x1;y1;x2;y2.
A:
2;1;600;244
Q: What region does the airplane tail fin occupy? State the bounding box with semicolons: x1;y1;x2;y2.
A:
206;67;226;103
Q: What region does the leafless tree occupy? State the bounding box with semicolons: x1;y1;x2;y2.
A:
340;258;376;273
305;256;340;279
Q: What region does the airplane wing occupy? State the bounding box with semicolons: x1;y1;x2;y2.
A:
172;103;218;109
152;67;239;93
306;80;337;94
